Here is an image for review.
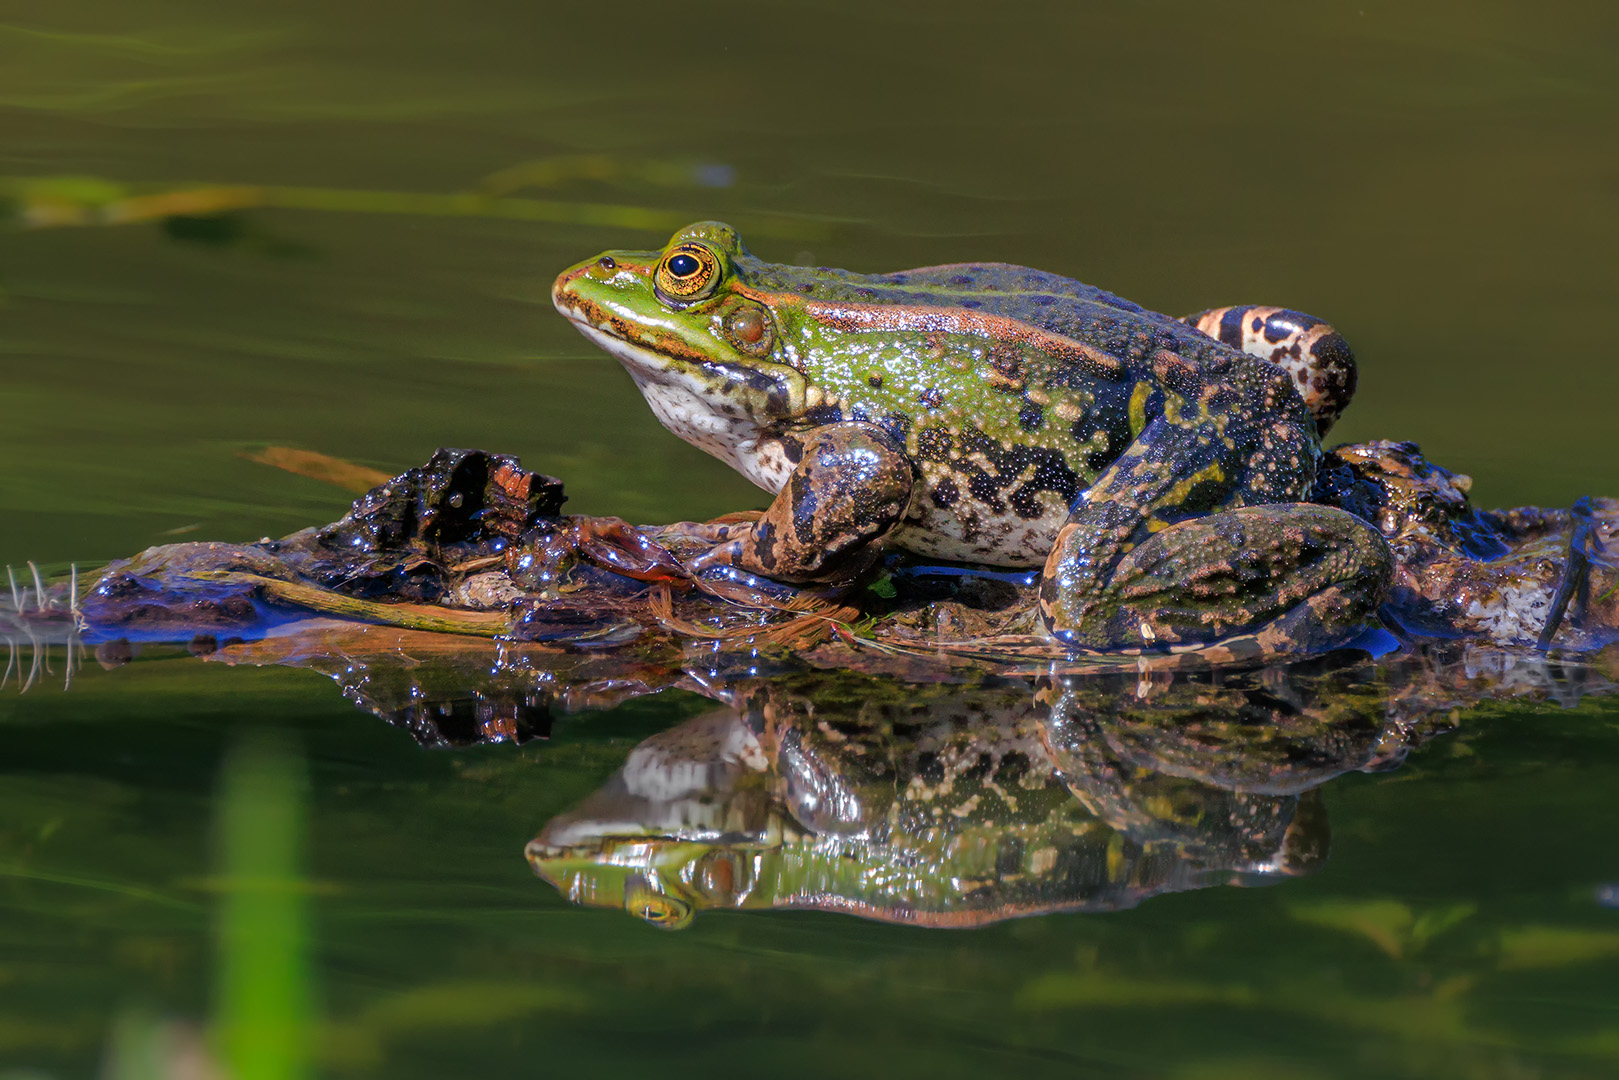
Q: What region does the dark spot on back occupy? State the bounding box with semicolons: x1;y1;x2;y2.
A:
950;275;973;286
917;426;954;460
994;751;1030;786
1018;400;1045;431
805;403;843;425
1083;446;1114;474
963;752;993;782
930;477;959;508
967;468;1003;507
919;387;944;409
916;752;945;786
1009;483;1045;519
1218;307;1247;349
995;837;1025;876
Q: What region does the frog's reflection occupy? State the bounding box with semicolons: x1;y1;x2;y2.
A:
526;664;1412;929
184;622;1613;927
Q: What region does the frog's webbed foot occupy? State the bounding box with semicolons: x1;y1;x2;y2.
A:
1043;503;1394;653
687;422;913;586
1537;496;1608;648
1039;412;1393;653
1181;306;1356;437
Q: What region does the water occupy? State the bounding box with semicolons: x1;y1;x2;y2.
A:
3;2;1619;1076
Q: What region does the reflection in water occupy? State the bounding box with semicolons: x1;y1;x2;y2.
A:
518;652;1607;929
11;591;1617;929
525;674;1349;929
138;621;1609;928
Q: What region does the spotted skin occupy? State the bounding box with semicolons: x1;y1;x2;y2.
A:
1181;306;1357;436
554;223;1392;652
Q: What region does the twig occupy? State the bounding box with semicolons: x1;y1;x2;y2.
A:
181;570;513;635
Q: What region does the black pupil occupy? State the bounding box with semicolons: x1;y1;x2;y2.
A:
668;253;701;278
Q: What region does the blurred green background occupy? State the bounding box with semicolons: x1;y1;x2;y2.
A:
2;1;1617;1077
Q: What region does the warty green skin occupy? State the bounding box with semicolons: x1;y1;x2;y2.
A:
553;222;1392;651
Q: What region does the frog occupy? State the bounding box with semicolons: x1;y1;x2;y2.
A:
566;223;1393;652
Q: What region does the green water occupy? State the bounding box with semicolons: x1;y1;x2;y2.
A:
3;2;1618;1076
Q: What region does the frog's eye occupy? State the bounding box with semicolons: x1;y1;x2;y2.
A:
624;875;694;930
655;242;722;304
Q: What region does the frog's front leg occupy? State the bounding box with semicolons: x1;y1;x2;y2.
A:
1039;414;1394;653
1181;306;1357;436
689;423;914;585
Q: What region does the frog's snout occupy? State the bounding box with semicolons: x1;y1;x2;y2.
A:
552;252;652;323
550;261;595;316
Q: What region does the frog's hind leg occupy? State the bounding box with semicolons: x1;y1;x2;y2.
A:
1182;306;1356;437
1039;412;1393;653
1043;502;1394;654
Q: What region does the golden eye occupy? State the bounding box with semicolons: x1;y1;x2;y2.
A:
655;242;721;304
624;877;694;930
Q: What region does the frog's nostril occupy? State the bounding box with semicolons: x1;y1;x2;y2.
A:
597;256;616;270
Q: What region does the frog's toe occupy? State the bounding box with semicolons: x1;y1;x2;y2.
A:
1041;504;1394;654
1182;305;1356;437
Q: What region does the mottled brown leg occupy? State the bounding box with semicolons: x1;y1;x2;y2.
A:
688;422;914;585
1038;410;1392;652
1181;305;1357;437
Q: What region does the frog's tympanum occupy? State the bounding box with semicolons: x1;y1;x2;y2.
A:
554;223;1394;653
524;673;1415;929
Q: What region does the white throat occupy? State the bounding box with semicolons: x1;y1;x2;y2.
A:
571;323;794;494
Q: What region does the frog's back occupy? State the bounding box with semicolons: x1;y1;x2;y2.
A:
741;258;1240;371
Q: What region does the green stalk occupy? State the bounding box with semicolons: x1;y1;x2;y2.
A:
213;731;312;1080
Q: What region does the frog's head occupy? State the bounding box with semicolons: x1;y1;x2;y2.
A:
553;222;811;486
525;836;764;930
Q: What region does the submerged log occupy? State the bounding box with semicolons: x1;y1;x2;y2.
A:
40;441;1616;672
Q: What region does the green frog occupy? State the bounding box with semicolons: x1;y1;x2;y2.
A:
554;223;1394;652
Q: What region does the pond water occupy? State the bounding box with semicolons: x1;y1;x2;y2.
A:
3;2;1618;1077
